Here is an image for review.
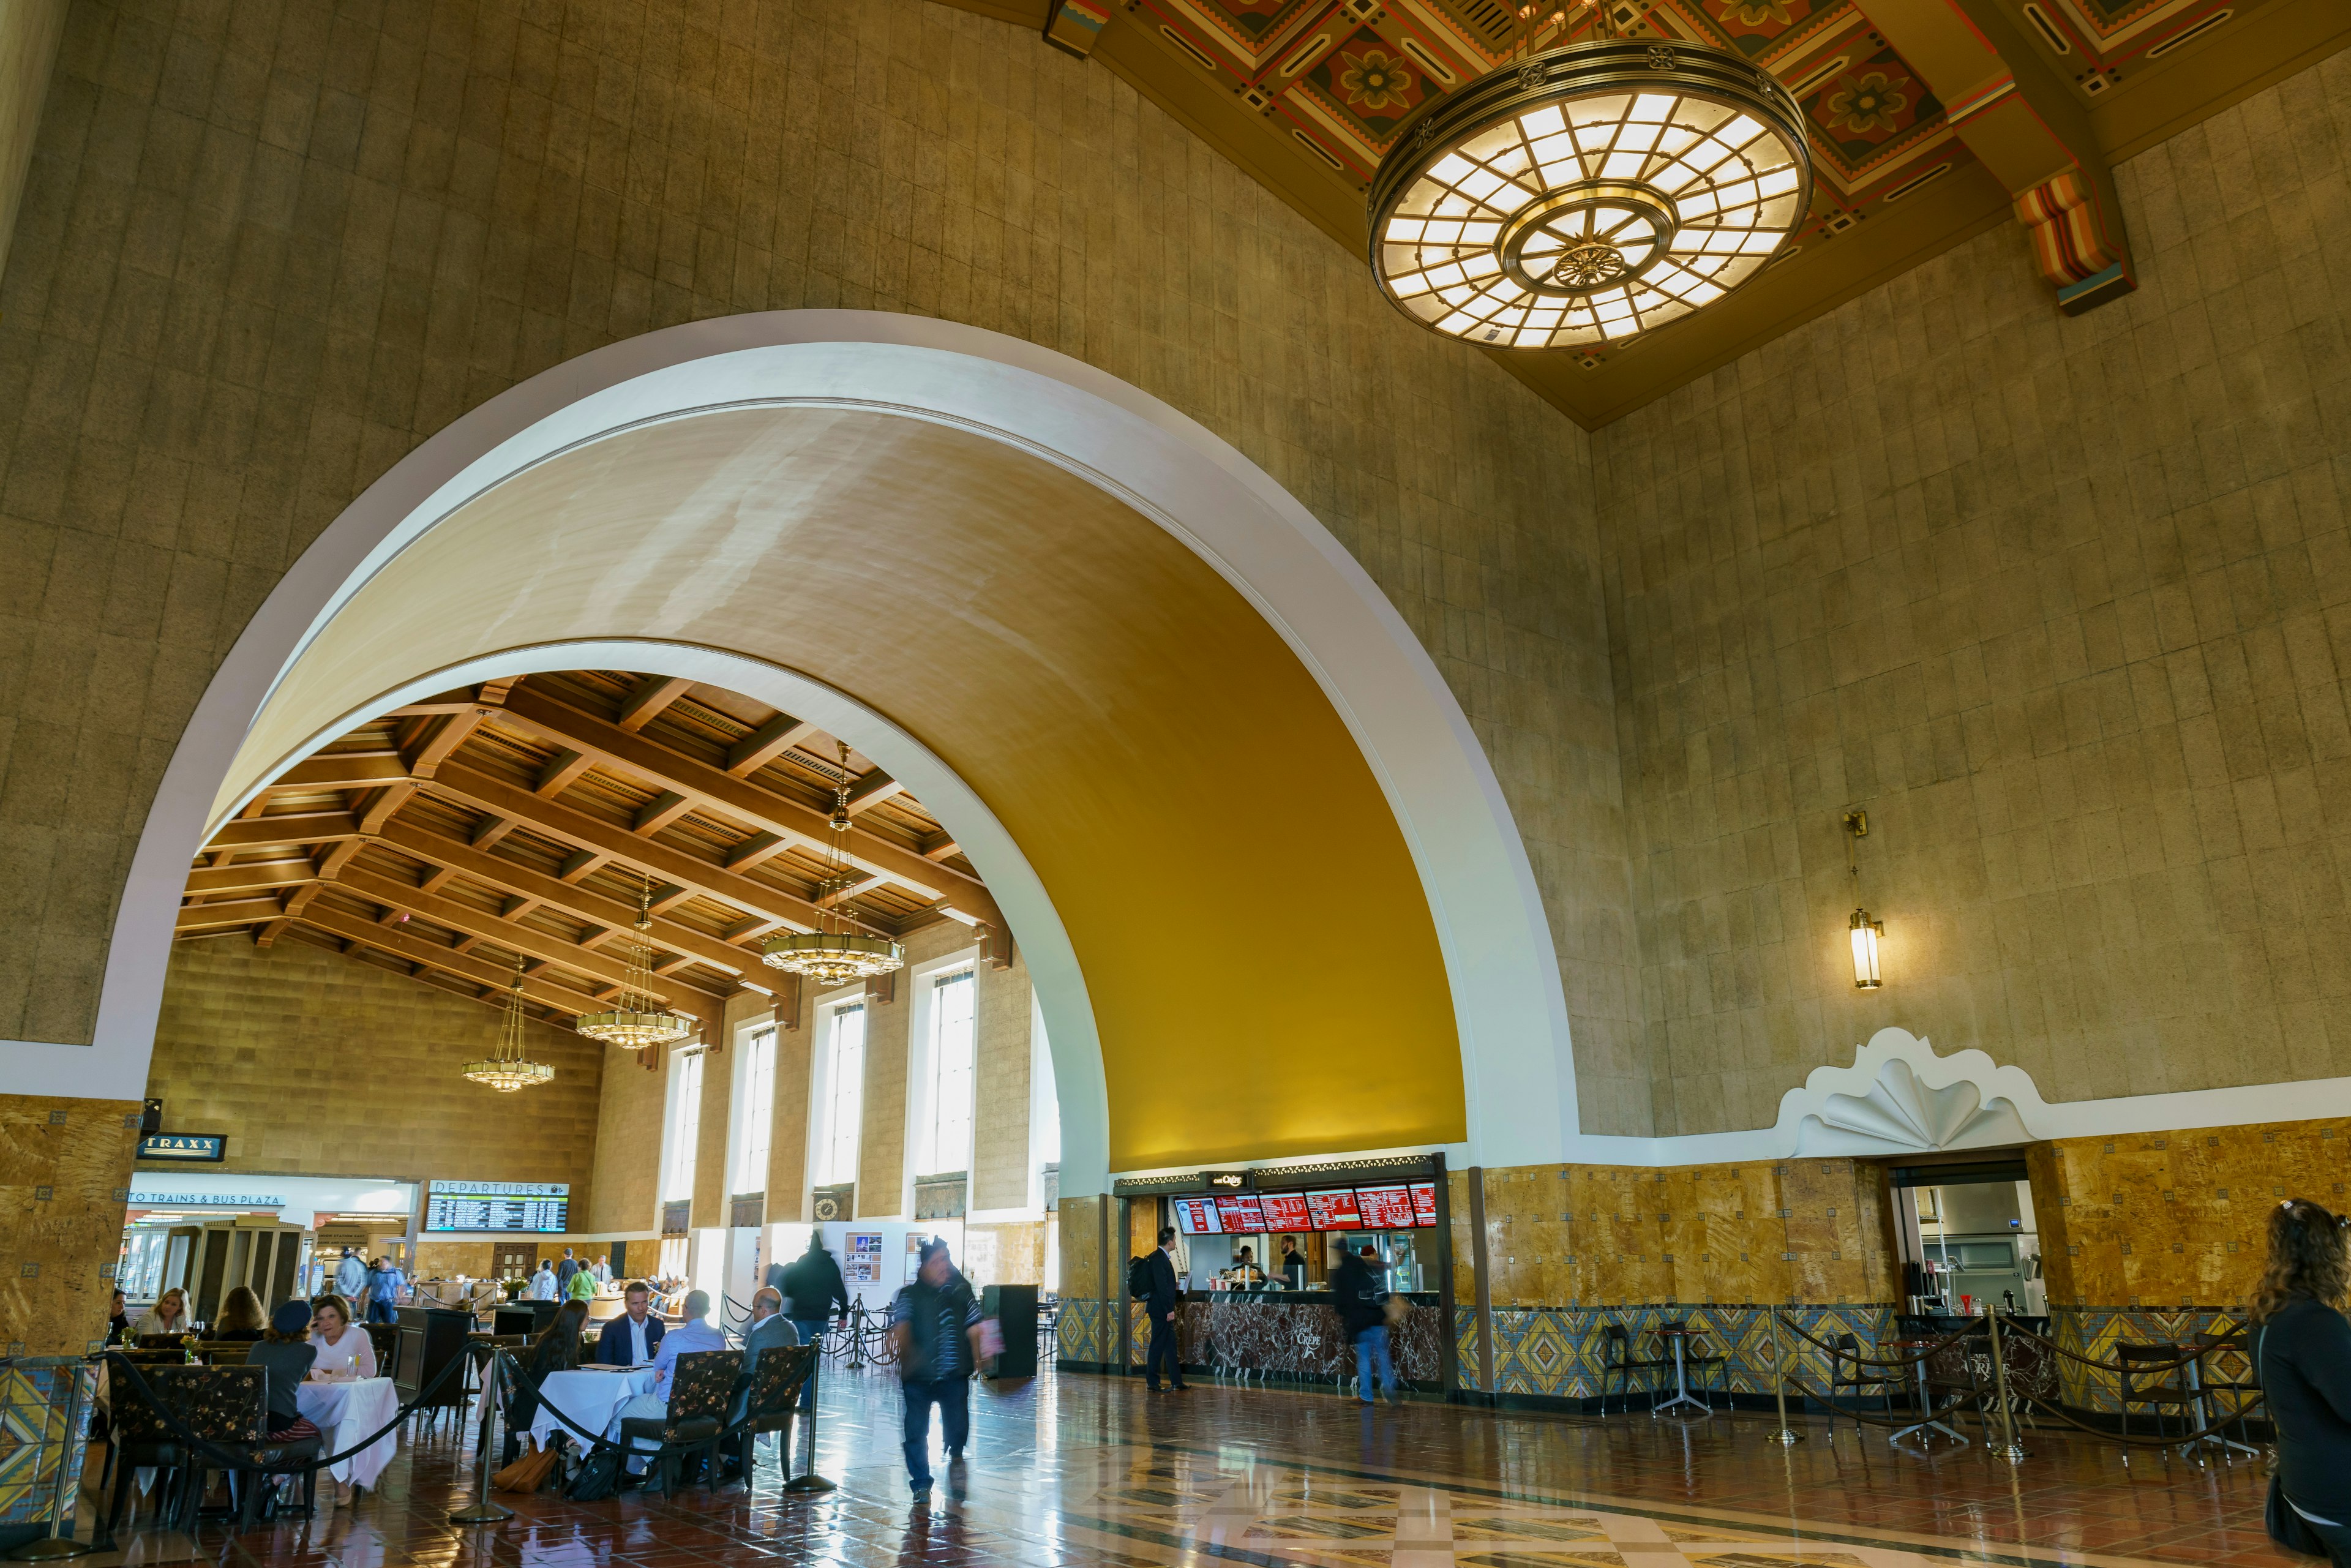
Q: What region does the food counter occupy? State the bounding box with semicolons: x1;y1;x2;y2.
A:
1163;1289;1447;1386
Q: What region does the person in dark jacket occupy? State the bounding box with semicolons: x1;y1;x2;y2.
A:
1144;1227;1188;1392
594;1281;667;1365
248;1301;322;1441
783;1233;852;1347
890;1240;983;1498
1333;1244;1398;1406
2252;1198;2351;1563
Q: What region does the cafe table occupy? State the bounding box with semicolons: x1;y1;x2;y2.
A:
1887;1337;1969;1447
1650;1324;1711;1418
529;1365;658;1451
295;1375;401;1490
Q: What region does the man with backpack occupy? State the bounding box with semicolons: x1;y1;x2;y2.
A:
1138;1226;1188;1392
1335;1242;1398;1406
891;1239;983;1499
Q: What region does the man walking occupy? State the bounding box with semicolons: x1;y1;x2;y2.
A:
333;1247;367;1302
555;1247;580;1295
1145;1226;1188;1392
890;1240;983;1499
1335;1242;1398;1406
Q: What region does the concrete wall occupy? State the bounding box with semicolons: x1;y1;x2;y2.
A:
0;0;1629;1136
1592;55;2351;1135
146;933;604;1190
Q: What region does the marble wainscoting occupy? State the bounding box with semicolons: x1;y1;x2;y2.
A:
1464;1302;1899;1403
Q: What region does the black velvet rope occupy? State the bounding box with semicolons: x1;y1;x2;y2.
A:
1771;1311;1982;1370
100;1340;471;1475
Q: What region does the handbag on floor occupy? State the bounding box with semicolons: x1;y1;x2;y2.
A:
493;1436;560;1493
564;1444;624;1501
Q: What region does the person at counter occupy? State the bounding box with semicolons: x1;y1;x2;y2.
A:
1226;1247;1266;1286
1146;1227;1188;1392
1335;1244;1398;1408
1280;1240;1308;1288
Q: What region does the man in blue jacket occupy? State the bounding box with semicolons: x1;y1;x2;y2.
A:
595;1280;666;1365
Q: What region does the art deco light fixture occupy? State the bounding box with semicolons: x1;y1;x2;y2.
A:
1365;21;1811;351
576;876;694;1052
463;960;555;1092
763;743;906;986
1844;809;1883;991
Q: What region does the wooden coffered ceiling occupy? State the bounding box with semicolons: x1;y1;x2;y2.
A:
176;671;1001;1033
967;0;2347;426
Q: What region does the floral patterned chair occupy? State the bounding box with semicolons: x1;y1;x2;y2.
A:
618;1350;743;1495
733;1344;817;1480
102;1362;266;1540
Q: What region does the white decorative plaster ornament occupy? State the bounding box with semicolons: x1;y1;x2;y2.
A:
1778;1028;2042;1157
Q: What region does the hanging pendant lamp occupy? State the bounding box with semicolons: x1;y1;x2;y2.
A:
1367;26;1811;351
763;743;905;986
463;959;556;1092
576;875;694;1052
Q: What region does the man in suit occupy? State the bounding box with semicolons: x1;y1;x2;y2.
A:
596;1280;667;1365
1145;1226;1188;1392
723;1286;800;1480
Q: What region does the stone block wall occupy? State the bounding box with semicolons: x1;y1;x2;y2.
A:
146;934;602;1190
1592;53;2351;1135
0;1092;139;1354
972;949;1032;1212
0;0;1632;1137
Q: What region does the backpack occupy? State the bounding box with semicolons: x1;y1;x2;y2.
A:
1127;1256;1153;1300
564;1443;624;1501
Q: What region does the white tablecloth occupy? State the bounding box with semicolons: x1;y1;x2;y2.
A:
296;1376;400;1488
528;1367;656;1451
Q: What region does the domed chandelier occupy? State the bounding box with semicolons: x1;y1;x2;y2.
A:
576;874;694;1053
763;743;905;986
463;959;555;1092
1367;7;1810;351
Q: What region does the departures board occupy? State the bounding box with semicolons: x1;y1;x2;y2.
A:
423;1179;569;1232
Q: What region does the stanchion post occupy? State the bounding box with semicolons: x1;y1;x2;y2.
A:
12;1362;96;1561
782;1346;836;1494
1986;1307;2027;1464
1768;1308;1801;1445
449;1349;515;1525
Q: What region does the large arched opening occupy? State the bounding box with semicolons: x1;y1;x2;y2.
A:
35;311;1582;1192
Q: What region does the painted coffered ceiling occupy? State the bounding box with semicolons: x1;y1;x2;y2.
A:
952;0;2347;426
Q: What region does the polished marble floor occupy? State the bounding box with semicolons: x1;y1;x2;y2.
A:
69;1365;2296;1568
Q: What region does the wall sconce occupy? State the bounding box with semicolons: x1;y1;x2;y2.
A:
1845;809;1883;990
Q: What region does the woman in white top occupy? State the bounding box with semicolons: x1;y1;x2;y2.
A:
128;1287;191;1340
308;1294;378;1378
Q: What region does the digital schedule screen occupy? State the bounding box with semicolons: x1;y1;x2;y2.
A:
424;1179;569;1233
1355;1184;1416;1228
1214;1193;1267;1232
1172;1196;1222;1236
1258;1191;1312;1231
1305;1189;1362;1229
1409;1181;1439;1226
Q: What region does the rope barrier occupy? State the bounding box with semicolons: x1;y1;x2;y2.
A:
1771;1312;1982;1372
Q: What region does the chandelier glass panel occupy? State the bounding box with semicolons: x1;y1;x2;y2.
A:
1367;38;1811;350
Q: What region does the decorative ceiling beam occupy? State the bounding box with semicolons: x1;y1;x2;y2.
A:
919;832;962;862
726;713;817;776
332;865;726;1017
369;818;758;978
176;897;287;932
298;904;607;1016
814;874;887;910
494;688;1003;929
409;707;498;779
357;782;414;835
420;760;851;937
843;770;906;817
268;753;409;791
184;860;315;899
1858;0;2133;312
206;812;361;852
634;790;694;834
722;833;792;874
536;749;595;796
386;690;481;717
617;675;695;733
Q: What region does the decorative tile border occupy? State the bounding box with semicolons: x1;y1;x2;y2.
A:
1456;1303;1898;1401
2044;1305;2250;1414
0;1359;97;1528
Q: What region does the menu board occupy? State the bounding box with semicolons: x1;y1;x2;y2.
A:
1214;1193;1267;1232
1258;1191;1312;1232
1172;1196;1223;1236
1409;1181;1439;1226
1305;1189;1362;1229
424;1179;568;1233
1355;1184;1416;1228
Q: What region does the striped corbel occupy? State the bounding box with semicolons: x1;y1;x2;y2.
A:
2014;168;2133;314
1044;0;1112;58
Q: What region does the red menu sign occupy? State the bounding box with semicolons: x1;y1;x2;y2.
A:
1258;1191;1312;1231
1214;1193;1267;1232
1409;1181;1439;1227
1305;1189;1362;1229
1172;1196;1221;1236
1355;1184;1415;1228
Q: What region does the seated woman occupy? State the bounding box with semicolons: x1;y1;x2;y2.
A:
511;1299;592;1438
247;1302;320;1440
209;1285;267;1341
307;1295;378;1379
129;1288;190;1342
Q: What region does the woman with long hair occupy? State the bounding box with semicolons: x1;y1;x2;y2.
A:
129;1288;188;1341
509;1298;593;1439
211;1285;266;1340
2251;1198;2351;1564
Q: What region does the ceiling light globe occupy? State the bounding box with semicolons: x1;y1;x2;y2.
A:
1367;39;1812;351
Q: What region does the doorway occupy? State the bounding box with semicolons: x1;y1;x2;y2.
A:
1886;1156;2047;1324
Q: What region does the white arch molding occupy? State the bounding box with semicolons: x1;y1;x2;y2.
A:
2;311;1581;1191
